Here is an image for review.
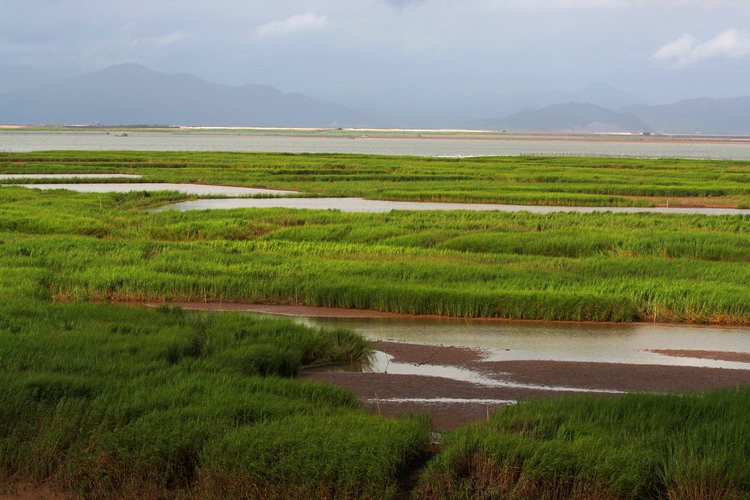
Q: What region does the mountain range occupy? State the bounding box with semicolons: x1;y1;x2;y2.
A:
0;64;377;128
1;63;748;134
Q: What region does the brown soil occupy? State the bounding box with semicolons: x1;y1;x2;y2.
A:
648;349;750;363
0;485;68;500
302;341;750;430
378;340;486;365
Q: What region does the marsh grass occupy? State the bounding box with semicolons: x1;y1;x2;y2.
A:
0;299;431;498
2;151;750;207
1;152;750;497
417;388;750;499
0;185;748;323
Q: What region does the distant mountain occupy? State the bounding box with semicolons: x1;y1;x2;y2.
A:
539;83;646;111
627;97;750;134
0;63;380;127
470;83;645;121
0;64;55;94
2;63;749;133
481;102;649;133
323;83;645;129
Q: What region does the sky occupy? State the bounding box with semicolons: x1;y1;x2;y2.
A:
2;0;750;108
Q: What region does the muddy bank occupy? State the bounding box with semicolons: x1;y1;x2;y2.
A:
303;341;750;430
146;302;750;329
648;349;750;363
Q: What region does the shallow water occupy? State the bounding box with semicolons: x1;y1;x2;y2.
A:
359;351;625;393
4;183;297;196
0;174;143;179
276;314;750;370
153;196;750;215
3;130;750;160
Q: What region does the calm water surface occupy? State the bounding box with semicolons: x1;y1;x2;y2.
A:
153;197;750;216
289;315;750;370
3;130;750;159
169;303;750;370
0;174;142;179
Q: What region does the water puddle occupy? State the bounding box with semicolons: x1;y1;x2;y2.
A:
153;196;750;215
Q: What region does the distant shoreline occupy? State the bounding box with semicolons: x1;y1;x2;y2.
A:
2;124;750;145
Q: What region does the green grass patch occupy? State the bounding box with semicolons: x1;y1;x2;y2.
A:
417;388;750;499
0;299;429;498
2;150;750;207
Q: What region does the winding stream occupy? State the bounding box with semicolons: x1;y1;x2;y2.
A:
152;197;750;215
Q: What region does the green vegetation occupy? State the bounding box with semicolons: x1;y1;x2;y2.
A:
2;150;750;207
418;389;750;499
0;299;427;498
0;183;747;323
0;151;749;497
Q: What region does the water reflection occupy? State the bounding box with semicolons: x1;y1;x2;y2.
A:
288;315;750;369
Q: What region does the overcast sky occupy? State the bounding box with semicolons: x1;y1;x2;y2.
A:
2;0;749;106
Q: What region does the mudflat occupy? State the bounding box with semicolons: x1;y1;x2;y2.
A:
304;341;750;430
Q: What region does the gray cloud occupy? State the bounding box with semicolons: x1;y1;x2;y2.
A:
0;0;749;104
254;13;328;38
653;29;750;67
382;0;427;8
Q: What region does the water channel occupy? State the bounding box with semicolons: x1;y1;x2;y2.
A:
7;182;747;215
0;174;143;180
160;303;750;372
152;196;750;216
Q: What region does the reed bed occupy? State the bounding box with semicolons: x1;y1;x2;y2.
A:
0;299;428;498
1;152;749;497
2;151;749;207
0;185;748;323
416;388;750;499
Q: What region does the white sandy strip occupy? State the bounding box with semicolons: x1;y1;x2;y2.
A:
6;183;297;197
365;397;517;405
369;352;625;394
0;174;143;179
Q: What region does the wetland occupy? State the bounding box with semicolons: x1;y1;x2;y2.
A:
1;149;749;498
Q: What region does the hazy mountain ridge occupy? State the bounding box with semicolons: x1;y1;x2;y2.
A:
0;63;379;128
626;97;750;134
474;102;649;133
1;63;748;133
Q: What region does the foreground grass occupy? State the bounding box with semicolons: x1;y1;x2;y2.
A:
2;150;750;207
0;299;428;498
418;389;750;499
